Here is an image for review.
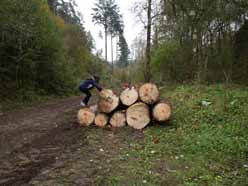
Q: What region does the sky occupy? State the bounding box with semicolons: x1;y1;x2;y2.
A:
74;0;144;61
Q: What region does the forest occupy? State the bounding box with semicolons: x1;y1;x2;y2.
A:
0;0;247;103
128;0;248;85
0;0;248;185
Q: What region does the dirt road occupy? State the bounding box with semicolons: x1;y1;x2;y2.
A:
0;97;82;185
0;97;142;186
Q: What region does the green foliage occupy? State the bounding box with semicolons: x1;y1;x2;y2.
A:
151;40;193;84
117;34;130;68
0;0;65;96
151;40;179;81
0;0;107;103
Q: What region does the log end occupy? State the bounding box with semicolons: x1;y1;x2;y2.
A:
94;113;109;127
77;108;95;126
110;111;126;128
126;102;150;130
139;83;160;104
153;102;172;122
120;87;139;106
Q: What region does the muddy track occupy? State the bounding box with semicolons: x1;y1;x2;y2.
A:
0;122;85;186
0;97;83;186
0;97;144;186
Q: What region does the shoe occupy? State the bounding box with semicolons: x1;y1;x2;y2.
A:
80;101;86;107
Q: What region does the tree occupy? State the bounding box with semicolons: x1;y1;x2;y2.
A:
131;0;160;82
108;6;123;69
117;34;130;68
145;0;152;82
92;0;118;62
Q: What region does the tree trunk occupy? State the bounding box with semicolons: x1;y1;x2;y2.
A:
120;87;139;106
110;110;126;127
77;108;95;126
94;113;109;127
105;25;108;62
116;36;119;62
145;0;152;82
111;33;114;73
139;83;160;104
152;102;172;122
126;102;150;129
98;89;119;113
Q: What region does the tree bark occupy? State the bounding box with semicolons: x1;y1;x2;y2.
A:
139;83;160;104
116;35;119;62
126;102;150;129
145;0;152;82
77;108;95;126
105;25;108;62
111;33;114;73
89;104;98;113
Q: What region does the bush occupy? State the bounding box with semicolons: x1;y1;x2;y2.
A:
151;40;193;84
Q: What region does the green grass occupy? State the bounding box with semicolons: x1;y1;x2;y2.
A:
101;85;248;186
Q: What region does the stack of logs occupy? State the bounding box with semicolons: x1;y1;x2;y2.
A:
77;83;172;130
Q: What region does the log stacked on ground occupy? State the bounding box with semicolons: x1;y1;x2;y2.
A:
94;113;109;127
126;102;150;129
77;83;172;129
120;87;139;106
98;89;119;113
77;108;95;126
152;102;172;122
139;83;160;104
110;110;126;127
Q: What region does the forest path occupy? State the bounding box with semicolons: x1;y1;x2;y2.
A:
0;97;148;186
0;96;83;185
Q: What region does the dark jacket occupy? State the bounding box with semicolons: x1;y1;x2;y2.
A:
79;79;102;91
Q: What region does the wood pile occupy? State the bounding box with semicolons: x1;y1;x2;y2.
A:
77;83;172;130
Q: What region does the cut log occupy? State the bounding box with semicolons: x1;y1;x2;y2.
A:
152;102;172;122
94;113;109;127
139;83;159;104
110;110;126;127
77;108;95;126
126;102;150;129
98;89;119;113
120;87;139;106
89;104;98;113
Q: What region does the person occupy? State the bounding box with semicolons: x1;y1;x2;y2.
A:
79;75;102;106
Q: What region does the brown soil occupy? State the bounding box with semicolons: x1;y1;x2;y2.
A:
0;97;143;186
0;97;82;185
